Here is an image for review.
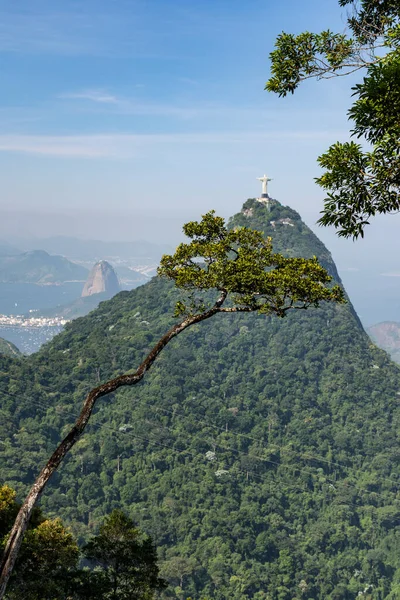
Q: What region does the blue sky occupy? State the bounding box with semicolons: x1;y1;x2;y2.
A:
2;0;400;324
1;0;354;236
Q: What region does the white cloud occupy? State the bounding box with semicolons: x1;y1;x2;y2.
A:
59;90;201;119
179;77;199;86
0;131;349;159
0;135;114;158
60;90;120;104
59;89;347;123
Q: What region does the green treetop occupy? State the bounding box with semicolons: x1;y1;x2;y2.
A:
266;0;400;239
0;484;79;600
159;211;344;316
83;509;166;600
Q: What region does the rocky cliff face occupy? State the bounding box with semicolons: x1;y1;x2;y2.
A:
81;260;120;298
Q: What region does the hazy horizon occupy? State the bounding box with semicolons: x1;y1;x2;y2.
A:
2;200;400;274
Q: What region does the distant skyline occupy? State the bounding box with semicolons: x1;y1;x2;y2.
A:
1;0;400;324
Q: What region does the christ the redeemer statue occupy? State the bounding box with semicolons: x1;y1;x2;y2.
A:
257;174;272;198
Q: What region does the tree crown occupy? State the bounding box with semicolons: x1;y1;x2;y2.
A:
266;0;400;239
158;211;344;315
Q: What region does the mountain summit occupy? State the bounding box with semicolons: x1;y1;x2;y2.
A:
2;199;400;598
81;260;120;298
0;250;88;284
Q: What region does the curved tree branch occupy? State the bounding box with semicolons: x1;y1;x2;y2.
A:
0;292;229;599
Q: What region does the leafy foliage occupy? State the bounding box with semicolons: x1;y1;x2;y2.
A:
267;31;354;95
266;0;400;238
82;509;166;600
0;484;79;600
1;200;400;598
159;210;343;316
0;487;164;600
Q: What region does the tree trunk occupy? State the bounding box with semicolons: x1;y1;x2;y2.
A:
0;296;227;599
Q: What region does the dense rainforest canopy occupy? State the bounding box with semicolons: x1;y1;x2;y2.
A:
1;199;400;599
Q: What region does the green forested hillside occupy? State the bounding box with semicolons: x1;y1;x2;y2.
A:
1;199;400;599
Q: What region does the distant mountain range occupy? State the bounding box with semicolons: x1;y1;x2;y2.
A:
368;321;400;364
0;241;21;257
115;265;149;284
0;250;88;284
8;236;173;262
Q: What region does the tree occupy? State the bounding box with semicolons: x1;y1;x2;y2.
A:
0;211;344;597
0;485;79;600
0;486;19;540
1;485;163;599
266;0;400;239
82;509;166;600
160;555;198;589
8;518;79;600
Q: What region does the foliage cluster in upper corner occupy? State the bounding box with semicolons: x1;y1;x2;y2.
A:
266;0;400;239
